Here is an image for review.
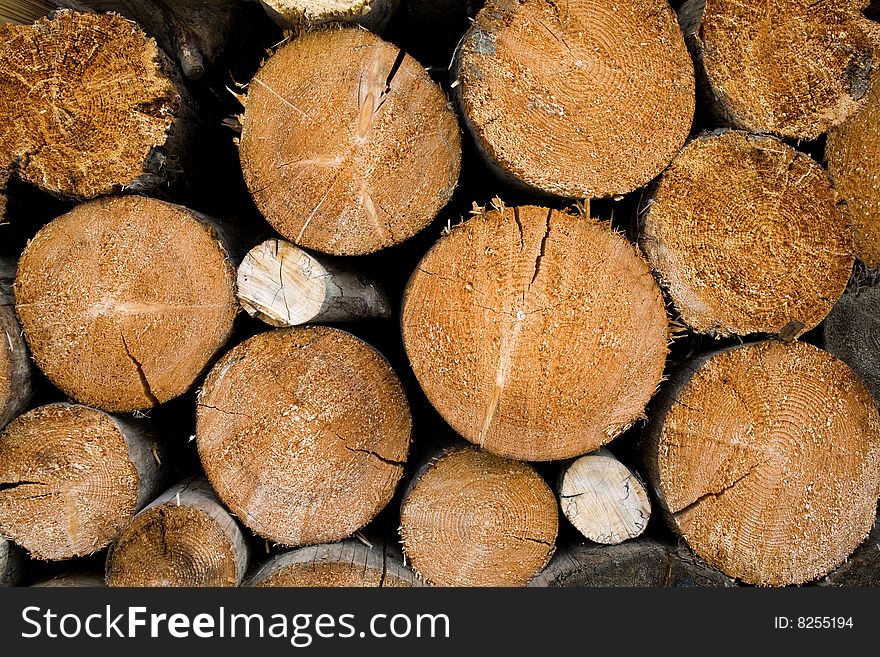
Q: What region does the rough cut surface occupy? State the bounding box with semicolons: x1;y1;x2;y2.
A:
259;0;401;30
819;512;880;586
824;286;880;403
240;28;461;256
402;204;668;461
640;130;852;337
645;341;880;586
197;326;411;547
455;0;695;198
399;445;558;586
14;196;238;412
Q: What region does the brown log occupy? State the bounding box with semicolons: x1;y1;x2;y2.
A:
678;0;878;139
0;402;167;561
643;340;880;586
239;28;461;256
197;326;411;547
823;285;880;403
1;537;26;586
401;203;668;461
14;196;239;412
453;0;694;198
639;130;852;337
32;571;106;587
248;539;420;587
0;257;33;429
259;0;400;31
399;445;558;587
819;509;880;586
106;477;250;587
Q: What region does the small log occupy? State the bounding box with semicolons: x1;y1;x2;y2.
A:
248;539;419;587
819;510;880;586
0;11;195;202
401;204;668;461
399;445;558;587
1;537;26;586
453;0;694;198
826;74;880;267
197;326;411;546
32;572;106;587
237;238;391;327
239;28;461;256
639;130;852;337
259;0;400;31
643;340;880;586
678;0;878;139
823;285;880;403
106;477;249;587
0;402;167;561
0;257;33;429
558;449;651;545
14;195;239;412
529;540;735;587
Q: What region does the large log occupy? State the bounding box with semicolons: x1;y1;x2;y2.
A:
106;477;249;587
399;445;558;587
239;28;461;256
0;402;166;561
197;326;411;547
639;130;852;337
823;285;880;403
14;196;239;412
453;0;694;198
1;537;26;586
259;0;400;31
0;257;32;429
401;203;668;461
643;340;880;586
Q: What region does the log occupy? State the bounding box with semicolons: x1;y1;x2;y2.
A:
558;449;651;545
643;340;880;586
401;203;668;461
0;0;53;23
237;238;391;327
826;74;880;267
247;539;420;587
529;540;735;587
259;0;400;31
197;326;411;546
819;509;880;586
32;572;106;587
106;477;249;587
0;402;166;561
639;130;852;338
14;195;239;412
0;257;33;430
678;0;878;139
823;285;880;403
399;445;558;586
239;28;461;256
0;11;195;202
453;0;694;198
1;537;26;586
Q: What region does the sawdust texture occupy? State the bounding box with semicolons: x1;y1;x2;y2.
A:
401;204;668;461
455;0;695;198
14;195;238;412
239;28;461;256
196;326;412;547
645;341;880;586
640;130;852;337
400;445;558;587
0;10;182;199
0;403;143;561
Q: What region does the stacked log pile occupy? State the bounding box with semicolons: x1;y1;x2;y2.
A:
1;0;879;588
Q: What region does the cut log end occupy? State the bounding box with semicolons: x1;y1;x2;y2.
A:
400;445;558;587
645;340;880;586
259;0;401;31
402;204;668;461
823;286;880;404
239;28;461;256
197;326;411;547
641;130;852;337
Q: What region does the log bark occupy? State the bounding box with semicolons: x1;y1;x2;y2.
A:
643;340;880;586
1;537;26;586
452;0;694;199
259;0;400;31
237;238;391;326
0;257;33;430
0;0;54;23
0;11;196;203
819;509;880;586
529;540;735;587
14;195;239;412
106;477;250;587
639;130;852;338
0;402;167;561
558;449;651;545
399;444;558;587
678;0;878;139
197;326;411;547
239;28;461;256
823;285;880;403
401;204;668;461
32;572;106;587
248;539;420;587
